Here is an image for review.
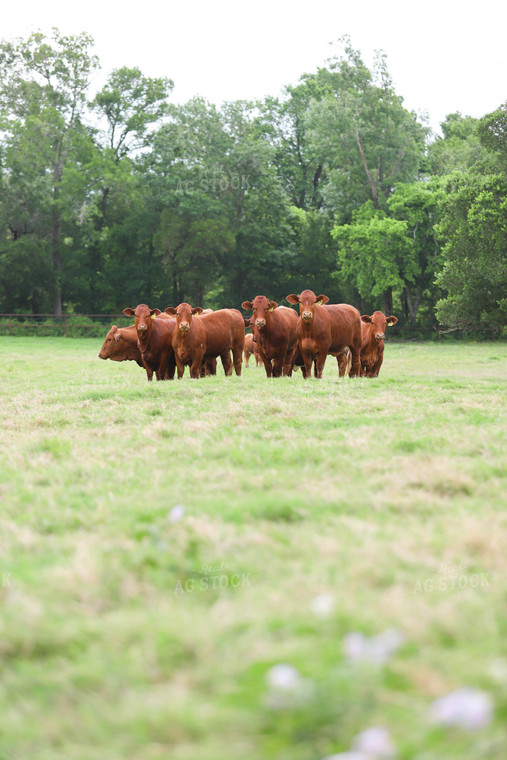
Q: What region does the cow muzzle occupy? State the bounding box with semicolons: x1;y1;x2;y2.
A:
302;311;312;321
137;324;148;334
255;319;266;329
375;333;384;342
179;322;190;332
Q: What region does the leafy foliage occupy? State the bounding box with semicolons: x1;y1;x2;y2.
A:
0;30;505;338
435;173;507;336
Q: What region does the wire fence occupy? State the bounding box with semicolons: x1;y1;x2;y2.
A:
0;314;130;338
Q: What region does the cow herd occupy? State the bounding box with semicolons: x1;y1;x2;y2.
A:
98;289;398;380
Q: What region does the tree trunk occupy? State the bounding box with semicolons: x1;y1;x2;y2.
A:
172;266;179;305
405;284;422;325
355;126;379;209
311;164;322;206
52;202;62;317
384;286;393;316
52;144;64;317
401;289;409;320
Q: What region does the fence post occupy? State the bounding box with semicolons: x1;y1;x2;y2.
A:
9;314;12;337
64;315;68;337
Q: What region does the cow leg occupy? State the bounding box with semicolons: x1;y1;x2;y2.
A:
158;352;171;381
189;350;205;379
175;355;185;379
190;361;201;379
165;360;176;380
231;345;243;376
315;352;327;379
220;350;233;376
261;353;273;378
370;354;383;378
200;358;216;377
349;345;362;378
272;356;284;378
142;360;154;381
284;345;297;377
302;352;313;379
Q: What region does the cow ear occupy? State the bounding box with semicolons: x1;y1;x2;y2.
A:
286;294;299;304
164;307;177;316
268;300;278;311
387;316;398;326
361;315;372;323
152;308;161;316
242;301;253;310
123;308;135;316
114;331;121;343
192;307;203;315
315;295;329;305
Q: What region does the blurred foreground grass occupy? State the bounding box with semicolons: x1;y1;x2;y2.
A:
0;337;506;759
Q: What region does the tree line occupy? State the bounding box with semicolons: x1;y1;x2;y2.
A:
0;30;505;337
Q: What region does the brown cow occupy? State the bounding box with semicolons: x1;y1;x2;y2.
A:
243;333;262;367
286;290;361;379
164;304;244;379
241;296;299;377
360;311;398;377
122;304;176;381
98;325;143;366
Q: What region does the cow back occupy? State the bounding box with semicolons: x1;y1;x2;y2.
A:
199;309;244;356
323;304;361;352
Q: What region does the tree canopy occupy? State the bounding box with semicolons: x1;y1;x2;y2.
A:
0;31;505;339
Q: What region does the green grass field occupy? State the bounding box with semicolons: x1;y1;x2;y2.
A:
0;337;506;760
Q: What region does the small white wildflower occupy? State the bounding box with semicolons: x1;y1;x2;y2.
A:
311;593;336;618
168;504;185;523
430;688;493;731
266;663;301;691
344;632;368;662
344;629;404;665
352;726;395;758
370;629;405;665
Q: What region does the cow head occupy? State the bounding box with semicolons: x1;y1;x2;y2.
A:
98;325;120;359
165;303;203;333
241;295;277;331
361;311;398;342
123;304;158;339
286;290;329;322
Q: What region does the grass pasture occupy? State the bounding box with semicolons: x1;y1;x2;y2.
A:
0;337;506;760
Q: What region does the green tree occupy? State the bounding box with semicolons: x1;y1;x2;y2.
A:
306;40;427;222
78;67;174;311
387;180;444;325
435;172;507;336
144;98;292;308
476;102;507;170
0;29;99;314
262;74;330;210
426;113;488;176
332;202;417;315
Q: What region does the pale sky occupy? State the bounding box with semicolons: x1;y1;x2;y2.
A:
3;0;506;134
